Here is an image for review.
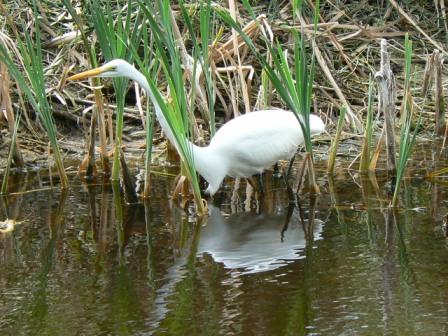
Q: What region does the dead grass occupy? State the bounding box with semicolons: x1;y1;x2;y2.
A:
0;0;447;161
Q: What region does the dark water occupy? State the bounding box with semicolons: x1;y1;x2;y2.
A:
1;156;448;335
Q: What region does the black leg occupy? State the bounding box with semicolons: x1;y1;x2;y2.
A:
257;173;265;195
282;166;296;204
247;174;265;197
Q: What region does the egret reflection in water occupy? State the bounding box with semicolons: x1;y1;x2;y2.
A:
197;205;324;274
147;202;325;330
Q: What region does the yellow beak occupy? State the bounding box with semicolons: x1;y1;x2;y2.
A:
67;67;106;81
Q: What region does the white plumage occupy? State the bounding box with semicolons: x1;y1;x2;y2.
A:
68;59;325;195
192;110;324;194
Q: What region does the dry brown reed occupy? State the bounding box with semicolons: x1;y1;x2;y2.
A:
0;0;447;201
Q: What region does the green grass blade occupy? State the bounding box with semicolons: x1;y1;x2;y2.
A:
135;0;206;213
392;33;419;206
1;113;21;194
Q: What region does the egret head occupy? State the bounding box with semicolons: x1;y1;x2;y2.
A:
309;114;325;136
67;59;133;81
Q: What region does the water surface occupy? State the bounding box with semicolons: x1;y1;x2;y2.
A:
1;154;448;335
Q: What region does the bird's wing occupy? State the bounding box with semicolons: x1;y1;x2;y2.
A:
210;110;298;146
210;110;304;175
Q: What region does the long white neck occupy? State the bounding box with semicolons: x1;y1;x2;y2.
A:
127;67;181;149
125;64;223;190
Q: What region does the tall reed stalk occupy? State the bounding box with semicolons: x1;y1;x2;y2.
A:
62;0;110;175
217;0;321;192
327;106;347;174
141;19;158;198
143;106;155;198
90;0;144;181
137;0;206;214
1;113;21;194
179;0;216;136
433;51;445;137
376;39;397;173
392;34;421;206
359;79;375;172
0;62;24;167
0;0;68;188
199;1;216;136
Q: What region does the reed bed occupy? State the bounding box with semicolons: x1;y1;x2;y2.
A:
90;0;144;182
0;0;68;188
0;0;447;210
61;0;110;176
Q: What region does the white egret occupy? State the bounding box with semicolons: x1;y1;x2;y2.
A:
68;59;325;195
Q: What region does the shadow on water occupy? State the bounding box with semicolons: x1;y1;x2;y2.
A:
2;152;448;334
